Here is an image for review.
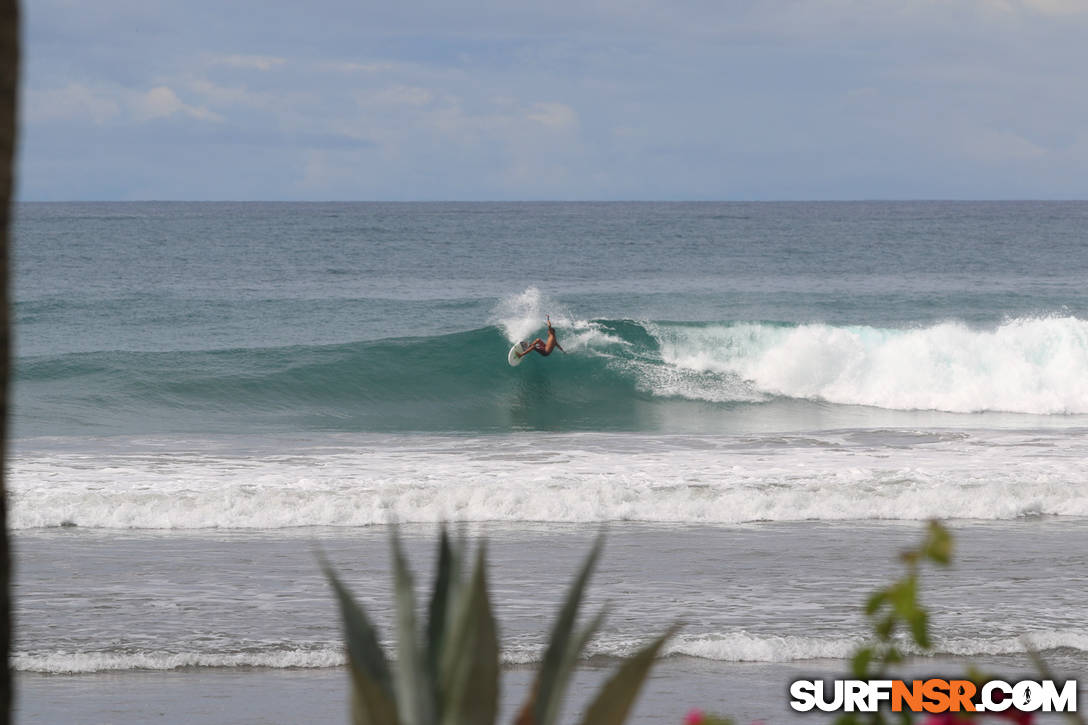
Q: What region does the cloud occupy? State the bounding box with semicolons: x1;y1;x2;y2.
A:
25;83;120;124
1025;0;1088;14
959;128;1048;163
299;149;353;190
979;0;1088;15
131;86;223;122
207;53;286;71
370;85;435;107
526;102;578;130
18;0;1088;199
26;83;222;125
314;61;400;74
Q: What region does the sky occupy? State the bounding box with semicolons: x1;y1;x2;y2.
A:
18;0;1088;200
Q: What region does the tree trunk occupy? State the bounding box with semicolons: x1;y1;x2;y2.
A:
0;0;18;722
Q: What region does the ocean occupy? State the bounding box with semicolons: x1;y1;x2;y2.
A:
11;201;1088;723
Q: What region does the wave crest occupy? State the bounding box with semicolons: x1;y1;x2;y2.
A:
646;316;1088;414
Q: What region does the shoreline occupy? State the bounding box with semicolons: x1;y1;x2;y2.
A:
16;653;1066;725
13;520;1087;724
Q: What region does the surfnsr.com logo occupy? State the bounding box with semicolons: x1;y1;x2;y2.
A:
789;679;1078;713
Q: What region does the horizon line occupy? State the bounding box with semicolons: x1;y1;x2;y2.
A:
14;198;1088;204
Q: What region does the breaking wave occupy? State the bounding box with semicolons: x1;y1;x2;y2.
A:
17;312;1088;437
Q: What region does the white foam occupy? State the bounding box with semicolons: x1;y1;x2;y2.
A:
16;628;1088;673
665;632;859;662
940;630;1088;656
664;629;1088;662
10;432;1088;530
564;319;629;352
14;647;345;674
645;317;1088;414
618;355;766;404
496;633;861;665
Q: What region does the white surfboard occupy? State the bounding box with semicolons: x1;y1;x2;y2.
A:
508;340;531;366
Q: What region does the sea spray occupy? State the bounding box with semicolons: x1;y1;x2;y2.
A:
490;287;564;343
487;287;622;351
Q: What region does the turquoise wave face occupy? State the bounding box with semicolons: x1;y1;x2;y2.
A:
16;322;655;436
17;316;1088;438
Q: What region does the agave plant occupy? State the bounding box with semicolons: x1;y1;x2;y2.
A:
322;529;675;725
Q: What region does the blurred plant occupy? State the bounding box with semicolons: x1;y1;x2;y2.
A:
683;522;958;725
852;520;954;682
837;521;1084;725
686;521;1083;725
322;529;676;725
837;520;953;725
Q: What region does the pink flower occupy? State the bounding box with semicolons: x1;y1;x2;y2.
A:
684;709;705;725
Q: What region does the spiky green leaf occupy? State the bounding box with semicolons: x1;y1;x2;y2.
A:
391;532;434;725
427;528;454;671
321;557;398;725
576;625;677;725
349;666;401;725
322;559;394;695
528;534;604;725
439;544;499;725
538;608;607;725
426;527;456;714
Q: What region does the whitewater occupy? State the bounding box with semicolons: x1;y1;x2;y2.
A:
11;429;1088;529
642;316;1088;414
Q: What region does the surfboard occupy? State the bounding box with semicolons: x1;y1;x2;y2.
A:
508;341;531;366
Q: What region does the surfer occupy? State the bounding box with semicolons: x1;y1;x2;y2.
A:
517;316;565;358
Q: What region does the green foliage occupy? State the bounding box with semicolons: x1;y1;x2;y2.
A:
576;625;678;725
861;522;952;672
323;529;674;725
520;536;605;725
692;520;1081;725
837;521;953;725
322;563;398;725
